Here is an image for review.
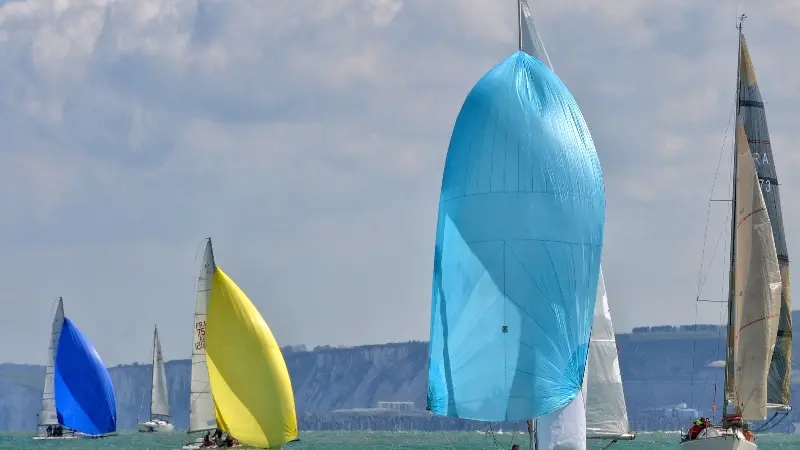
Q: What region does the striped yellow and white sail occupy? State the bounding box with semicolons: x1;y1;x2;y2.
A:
206;267;298;449
737;32;792;408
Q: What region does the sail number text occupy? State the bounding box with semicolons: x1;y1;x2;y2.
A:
752;152;772;193
195;321;206;350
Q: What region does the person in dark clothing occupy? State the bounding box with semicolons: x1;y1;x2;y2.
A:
202;431;212;447
511;445;520;450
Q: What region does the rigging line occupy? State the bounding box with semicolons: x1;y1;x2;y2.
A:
754;411;789;433
488;422;502;450
437;418;457;450
694;95;736;298
696;226;730;296
509;422;519;447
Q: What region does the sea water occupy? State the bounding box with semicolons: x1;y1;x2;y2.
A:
1;431;797;450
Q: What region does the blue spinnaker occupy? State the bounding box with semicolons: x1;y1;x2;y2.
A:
55;318;117;435
427;51;605;422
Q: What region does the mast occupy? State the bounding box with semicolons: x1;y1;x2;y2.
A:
723;13;746;416
517;0;522;51
519;3;532;447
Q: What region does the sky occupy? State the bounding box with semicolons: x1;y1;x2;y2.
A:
1;0;799;366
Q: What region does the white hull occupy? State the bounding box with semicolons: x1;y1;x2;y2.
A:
138;419;175;433
32;435;79;440
680;428;756;450
33;432;110;440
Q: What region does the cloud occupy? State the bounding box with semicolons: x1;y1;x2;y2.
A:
0;0;798;365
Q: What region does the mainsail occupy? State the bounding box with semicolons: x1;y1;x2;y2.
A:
188;240;217;433
519;0;552;69
206;267;298;448
54;318;117;436
736;31;792;408
426;41;604;431
39;297;65;427
150;326;170;420
730;119;782;421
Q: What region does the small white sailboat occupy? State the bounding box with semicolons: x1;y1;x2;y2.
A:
34;297;117;440
680;17;789;450
137;325;175;432
183;239;224;449
35;297;78;440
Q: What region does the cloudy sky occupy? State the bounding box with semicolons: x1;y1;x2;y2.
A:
1;0;798;365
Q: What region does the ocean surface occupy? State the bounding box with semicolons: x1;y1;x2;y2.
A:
1;431;798;450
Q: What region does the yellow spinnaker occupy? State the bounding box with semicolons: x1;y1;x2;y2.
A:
206;267;298;449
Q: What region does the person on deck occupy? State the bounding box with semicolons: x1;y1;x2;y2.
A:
511;445;520;450
202;431;212;447
688;418;707;440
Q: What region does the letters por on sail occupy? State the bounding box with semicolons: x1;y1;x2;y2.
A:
54;318;117;436
427;50;606;422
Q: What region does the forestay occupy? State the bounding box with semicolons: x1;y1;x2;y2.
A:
54;318;117;436
189;240;218;433
39;297;65;426
731;119;782;421
207;267;298;449
426;50;605;422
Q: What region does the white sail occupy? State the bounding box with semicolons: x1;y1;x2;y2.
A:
732;119;782;421
535;369;588;450
39;297;65;426
188;240;218;433
519;0;552;69
586;271;632;438
150;326;170;419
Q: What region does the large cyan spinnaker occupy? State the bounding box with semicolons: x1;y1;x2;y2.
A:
427;50;605;422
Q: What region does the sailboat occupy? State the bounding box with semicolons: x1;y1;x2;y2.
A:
426;0;606;448
34;297;117;440
137;325;174;432
680;15;791;450
184;239;225;449
185;238;298;449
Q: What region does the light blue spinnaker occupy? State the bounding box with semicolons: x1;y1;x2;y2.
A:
427;50;606;422
55;318;117;436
